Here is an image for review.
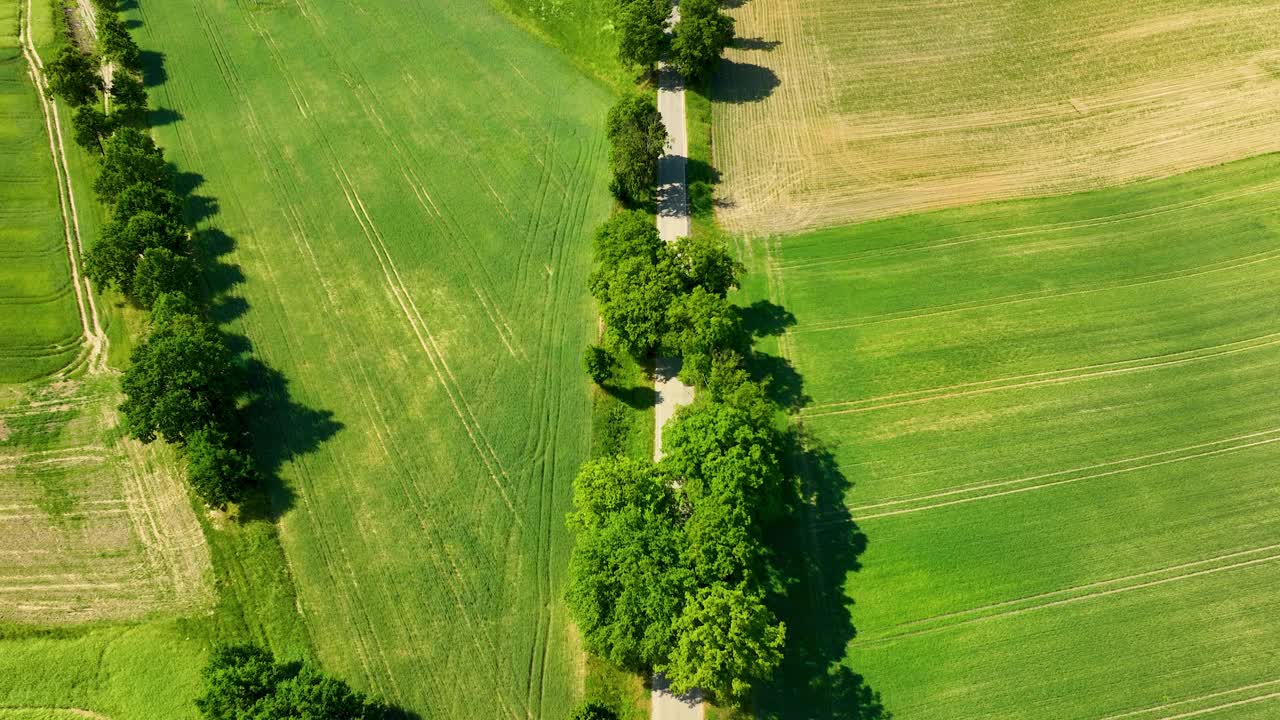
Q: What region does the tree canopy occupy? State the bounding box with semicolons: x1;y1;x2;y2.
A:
616;0;668;71
569;701;621;720
70;105;112;153
84;210;187;296
45;46;101;107
196;644;386;720
97;13;141;70
660;583;785;701
673;232;743;297
132;246;197;308
113;181;185;226
94;127;171;204
120;312;238;444
605;92;668;205
670;0;734;81
663;286;745;386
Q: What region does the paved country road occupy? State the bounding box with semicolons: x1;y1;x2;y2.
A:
652;4;703;719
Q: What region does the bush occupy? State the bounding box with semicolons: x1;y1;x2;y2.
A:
583;344;618;384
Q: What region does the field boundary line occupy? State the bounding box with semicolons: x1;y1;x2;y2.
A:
1098;679;1280;720
803;332;1280;417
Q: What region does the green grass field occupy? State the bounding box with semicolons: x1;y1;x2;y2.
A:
753;156;1280;718
107;0;617;716
0;0;82;382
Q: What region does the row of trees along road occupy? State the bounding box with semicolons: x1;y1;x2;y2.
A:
571;2;790;704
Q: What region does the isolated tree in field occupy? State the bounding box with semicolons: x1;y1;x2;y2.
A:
568;457;692;669
593;209;664;268
109;71;149;125
606;92;668;205
661;583;785;701
70;105;112;153
196;643;386;720
113;181;185;226
671;0;734;81
185;427;256;508
569;702;620;720
97;14;141;70
84;210;186;295
663;286;745;385
94;127;170;204
132;246;196;308
120;313;238;444
673;233;743;297
45;46;101;107
616;0;668;71
583;344;618;384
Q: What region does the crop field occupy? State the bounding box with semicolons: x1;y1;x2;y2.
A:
756;156;1280;717
120;0;614;716
712;0;1280;234
0;0;83;381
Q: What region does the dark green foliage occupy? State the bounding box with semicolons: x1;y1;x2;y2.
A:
84;210;186;295
592;209;664;269
670;0;734;81
196;644;386;720
151;291;199;326
132;247;197;308
45;46;101;107
94;127;171;204
109;71;149;125
583;344;618;384
113;182;185;226
672;233;743;297
661;583;785;700
663;287;745;386
120;313;238;444
568;457;692;670
569;701;621;720
593;253;683;357
616;0;667;70
70;105;112;153
185;428;256;508
605;92;668;205
97;13;141;70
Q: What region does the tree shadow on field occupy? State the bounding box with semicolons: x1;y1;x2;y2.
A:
732;37;781;52
756;429;891;719
602;381;658;410
711;60;781;104
741;299;795;338
139;50;167;88
149;107;183;127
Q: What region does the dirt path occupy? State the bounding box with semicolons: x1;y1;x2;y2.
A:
72;0;112;110
651;5;702;720
19;0;109;374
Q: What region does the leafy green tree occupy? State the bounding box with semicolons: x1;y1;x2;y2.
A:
94;127;170;204
568;457;691;670
185;428;256;508
569;701;621;720
109;71;148;125
120;313;238;444
113;181;185;226
670;0;734;81
593;209;664;269
84;210;186;295
254;664;385;720
663;286;745;386
132;246;196;308
151;290;199;326
97;14;141;70
583;344;618;385
606;92;668;205
592;253;682;357
45;46;101;107
195;643;385;720
70;105;112;153
195;644;284;720
673;233;743;297
616;0;667;71
661;583;785;701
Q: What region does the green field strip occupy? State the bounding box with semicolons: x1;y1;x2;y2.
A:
125;0;612;715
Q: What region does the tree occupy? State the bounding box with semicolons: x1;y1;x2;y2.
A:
591;252;682;357
132;246;196;308
196;643;385;720
255;664;385;720
605;93;668;205
673;233;742;297
84;210;186;295
569;701;621;720
109;71;148;125
151;290;199;326
120;313;238;444
70;105;112;153
616;0;667;71
195;644;285;720
113;181;185;226
593;209;664;269
663;286;745;386
670;0;734;81
185;428;256;508
94;127;170;204
97;13;141;70
45;46;101;107
568;458;691;670
583;344;618;385
660;583;785;701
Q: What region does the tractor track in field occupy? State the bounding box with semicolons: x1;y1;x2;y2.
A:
792;244;1280;334
860;543;1280;646
802;331;1280;418
18;0;108;376
1098;679;1280;720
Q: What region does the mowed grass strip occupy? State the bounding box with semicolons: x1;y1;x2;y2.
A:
762;158;1280;717
712;0;1280;233
0;0;82;382
126;0;613;716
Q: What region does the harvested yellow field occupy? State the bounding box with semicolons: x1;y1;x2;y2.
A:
0;378;211;624
712;0;1280;234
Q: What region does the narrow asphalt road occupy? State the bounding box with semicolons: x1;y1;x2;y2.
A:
652;5;703;720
